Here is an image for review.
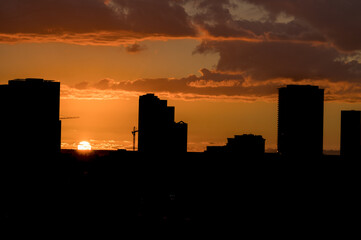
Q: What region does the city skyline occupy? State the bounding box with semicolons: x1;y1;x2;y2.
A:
1;78;357;226
1;78;358;156
2;1;361;152
0;78;359;154
2;1;360;228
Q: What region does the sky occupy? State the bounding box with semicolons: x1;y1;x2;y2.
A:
2;0;361;152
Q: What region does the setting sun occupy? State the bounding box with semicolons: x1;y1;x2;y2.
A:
78;141;92;151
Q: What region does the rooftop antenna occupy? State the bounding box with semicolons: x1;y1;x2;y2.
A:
132;126;138;151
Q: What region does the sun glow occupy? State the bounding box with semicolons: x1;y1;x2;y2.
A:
78;141;92;150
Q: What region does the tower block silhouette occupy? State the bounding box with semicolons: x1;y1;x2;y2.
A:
138;94;187;153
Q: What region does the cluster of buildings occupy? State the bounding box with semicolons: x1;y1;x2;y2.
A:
136;84;361;160
276;85;361;159
1;78;361;159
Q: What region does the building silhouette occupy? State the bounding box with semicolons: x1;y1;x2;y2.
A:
340;110;361;159
138;93;187;153
0;78;61;157
278;85;324;158
206;134;265;158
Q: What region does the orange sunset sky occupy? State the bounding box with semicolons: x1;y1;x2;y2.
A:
2;0;361;152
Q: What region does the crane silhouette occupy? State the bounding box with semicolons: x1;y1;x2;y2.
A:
132;126;138;151
59;116;80;120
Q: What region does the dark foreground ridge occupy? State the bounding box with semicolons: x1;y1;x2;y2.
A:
1;150;358;234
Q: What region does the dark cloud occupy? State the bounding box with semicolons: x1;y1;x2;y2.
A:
0;0;197;44
190;0;255;38
125;42;147;53
187;0;323;43
194;40;361;82
110;0;195;36
189;0;361;53
0;0;118;34
1;0;361;52
188;0;361;102
244;0;361;51
3;0;361;102
246;20;326;43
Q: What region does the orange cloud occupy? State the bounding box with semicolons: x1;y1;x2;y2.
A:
187;79;241;88
59;67;361;103
60;84;141;100
0;32;150;46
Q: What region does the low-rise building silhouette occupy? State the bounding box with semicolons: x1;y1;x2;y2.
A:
340;110;361;159
0;78;61;156
206;134;265;158
138;93;187;153
278;85;324;158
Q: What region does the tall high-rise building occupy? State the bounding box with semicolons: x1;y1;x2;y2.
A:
340;110;361;159
0;78;61;156
278;85;324;158
138;94;187;153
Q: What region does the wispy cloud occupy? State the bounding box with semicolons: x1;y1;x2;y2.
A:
61;68;361;103
60;84;141;100
61;139;133;150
